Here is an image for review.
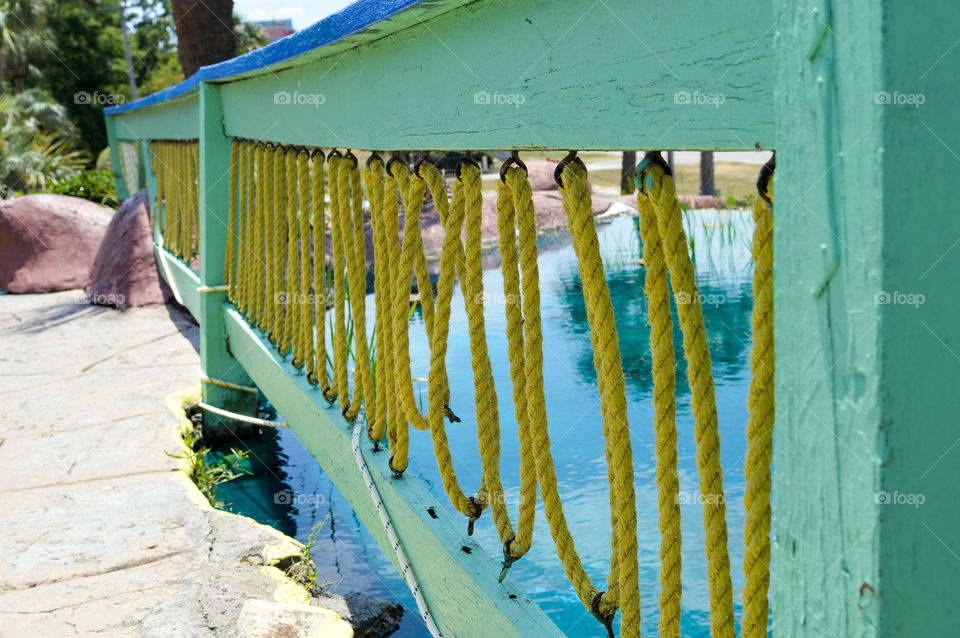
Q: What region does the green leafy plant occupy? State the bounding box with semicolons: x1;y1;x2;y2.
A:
0;89;86;196
285;514;336;596
47;167;117;207
167;426;251;508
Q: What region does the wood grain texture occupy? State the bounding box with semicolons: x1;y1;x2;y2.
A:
113;95;200;141
772;0;960;635
198;83;257;426
104;0;456;115
218;0;774;150
105;117;130;201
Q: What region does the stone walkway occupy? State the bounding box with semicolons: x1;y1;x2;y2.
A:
0;291;352;637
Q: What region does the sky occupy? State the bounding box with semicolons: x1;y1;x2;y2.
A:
233;0;355;31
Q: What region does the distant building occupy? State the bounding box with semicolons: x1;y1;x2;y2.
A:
254;19;295;42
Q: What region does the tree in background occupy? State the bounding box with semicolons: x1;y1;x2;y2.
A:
234;13;267;55
0;0;43;95
700;150;716;196
44;0;127;154
170;0;234;77
0;88;86;195
0;0;266;197
130;0;176;89
621;150;636;194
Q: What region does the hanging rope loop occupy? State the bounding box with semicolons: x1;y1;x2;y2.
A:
553;150;583;187
498;535;519;583
455;151;480;180
499;149;528;183
467;496;483;536
366;150;384;169
590;591;616;638
212;140;779;638
638;150;673;193
757;153;776;205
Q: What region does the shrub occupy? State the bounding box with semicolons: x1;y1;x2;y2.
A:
47;168;118;208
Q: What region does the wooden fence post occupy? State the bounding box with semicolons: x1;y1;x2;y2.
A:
198;81;257;436
772;1;960;634
105;116;131;202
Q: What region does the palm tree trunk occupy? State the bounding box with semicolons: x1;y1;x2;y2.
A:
699;151;716;196
170;0;236;78
621;151;636;194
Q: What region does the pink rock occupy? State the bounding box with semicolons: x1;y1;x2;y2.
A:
0;194;112;293
530;190;611;229
682;194;723;209
415;190;613;256
523;159;594;192
525;160;561;191
86;189;174;307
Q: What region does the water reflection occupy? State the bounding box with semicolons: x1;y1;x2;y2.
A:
213;210;759;638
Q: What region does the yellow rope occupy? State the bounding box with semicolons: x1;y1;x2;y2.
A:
188;143;199;261
182;142;191;259
430;159;516;545
262;145;275;335
254;143;268;331
496;166;540;563
328;151;350;409
643;160;735;638
743;175;774;638
365;156;391;444
235;141;247;314
172;142;181;256
310;151;329;391
172;143;183;258
149;142;161;237
344;154;375;422
559;158;640;634
281;146;298;358
506;162;597;617
391;162;432;435
296;149;313;371
170;142;179;257
225;140;239;303
240;141;254;317
421;160;480;520
386;160;421;472
637;182;682;638
156;142;165;241
271;144;286;344
382;160;405;469
217;145;776;638
171;142;181;258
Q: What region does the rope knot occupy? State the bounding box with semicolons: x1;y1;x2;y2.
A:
590;591;616;638
498;535;519;583
466;496;482;535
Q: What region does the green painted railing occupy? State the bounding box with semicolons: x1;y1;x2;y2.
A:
106;0;960;636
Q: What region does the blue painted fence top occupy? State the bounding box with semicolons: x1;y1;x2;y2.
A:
105;0;424;115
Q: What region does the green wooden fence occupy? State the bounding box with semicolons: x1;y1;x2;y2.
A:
106;0;960;635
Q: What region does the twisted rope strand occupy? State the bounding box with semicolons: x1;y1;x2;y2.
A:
638;186;682;638
328;152;350;409
560;160;640;635
647;162;735;638
310;151;329;391
743;178;775;638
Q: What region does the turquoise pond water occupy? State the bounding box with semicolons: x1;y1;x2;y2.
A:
211;209;760;637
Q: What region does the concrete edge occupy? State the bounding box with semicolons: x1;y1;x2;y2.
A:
163;388;355;638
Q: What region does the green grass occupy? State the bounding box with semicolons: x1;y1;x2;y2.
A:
167;424;252;508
